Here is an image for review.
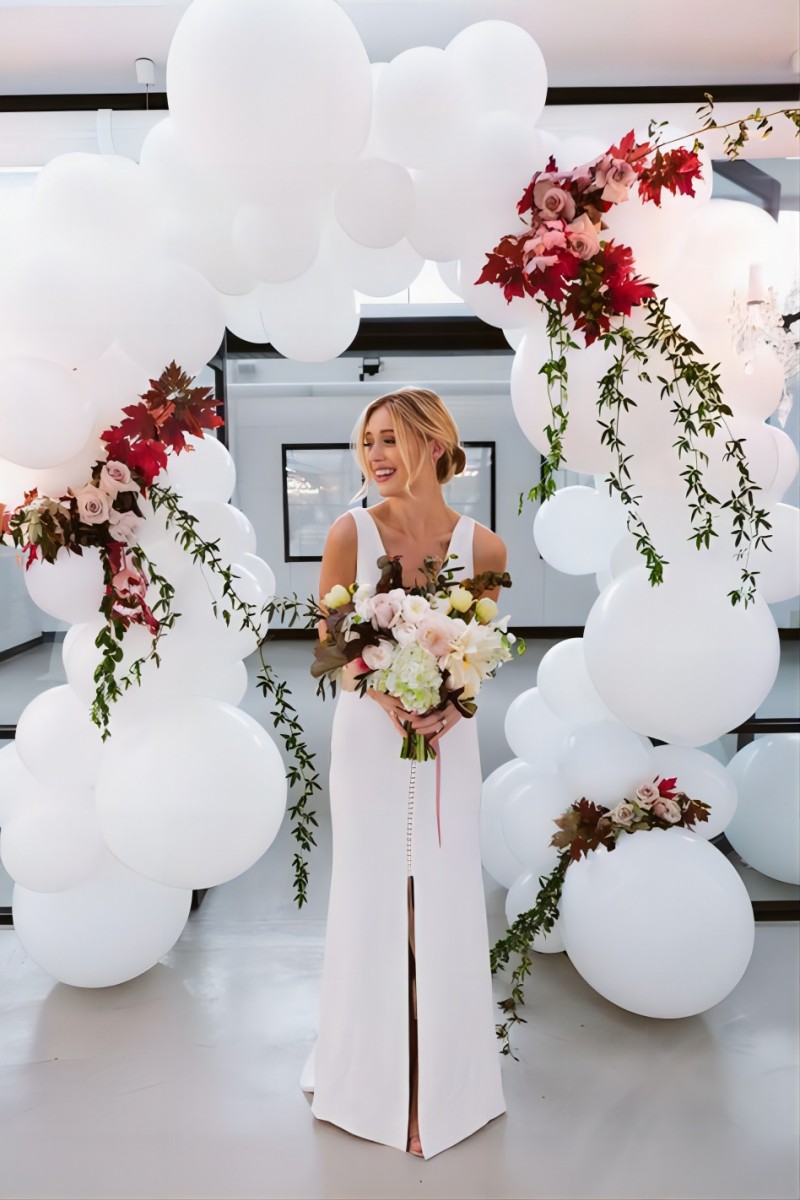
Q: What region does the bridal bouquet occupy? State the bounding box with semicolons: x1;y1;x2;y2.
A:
312;552;522;763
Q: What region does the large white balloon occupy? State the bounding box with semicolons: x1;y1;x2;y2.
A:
167;0;372;168
1;802;104;893
725;735;800;884
15;685;102;791
23;546;105;626
12;848;192;988
31;152;157;252
501;771;572;872
259;259;359;363
479;759;534;887
583;562;780;745
96;697;287;889
504;688;572;772
158;433;236;504
446;21;547;127
0;428;104;511
765;426;799;503
0;357;93;469
534;486;628;575
560;720;654;809
511;326;616;474
751;504;800;603
75;346;152;429
536;638;614;726
372;46;473;170
560;830;755;1017
505;871;565;954
650;744;738;840
232;201;321;285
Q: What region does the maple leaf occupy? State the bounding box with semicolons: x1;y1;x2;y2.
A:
140;361;222;453
637;146;703;207
606;129;651;172
101;403;157;451
121;439;168;487
657;776;678;798
475;235;529;301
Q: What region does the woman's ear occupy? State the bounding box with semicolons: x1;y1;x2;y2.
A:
430;438;445;464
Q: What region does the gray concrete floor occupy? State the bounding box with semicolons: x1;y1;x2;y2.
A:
0;640;799;1198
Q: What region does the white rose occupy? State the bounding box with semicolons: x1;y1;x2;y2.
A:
393;622;418;647
323;584;351;610
448;585;473;614
474;597;498;624
362;640;394;670
72;484;111;526
107;508;145;546
402;593;431;625
608;802;637;827
431;594;453;614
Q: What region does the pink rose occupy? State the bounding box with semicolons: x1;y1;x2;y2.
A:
72;484;111;526
608;802;637;827
99;460;139;499
362;641;393;671
533;182;576;221
371;591;404;630
635;783;660;808
594;155;637;204
416;613;455;660
108;508;144;546
112;566;147;599
653;798;682;824
565;212;600;260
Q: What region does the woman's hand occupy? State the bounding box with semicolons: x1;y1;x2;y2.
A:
406;702;462;749
367;687;412;736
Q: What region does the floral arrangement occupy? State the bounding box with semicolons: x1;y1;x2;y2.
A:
0;363;320;907
490;774;711;1057
313;553;522;764
477;96;800;607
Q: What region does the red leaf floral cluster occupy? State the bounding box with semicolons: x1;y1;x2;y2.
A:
476;130;704;343
1;361;221;633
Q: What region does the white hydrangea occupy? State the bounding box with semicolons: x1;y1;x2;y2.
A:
374;642;442;714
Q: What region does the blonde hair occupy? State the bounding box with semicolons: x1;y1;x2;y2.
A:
351;388;467;499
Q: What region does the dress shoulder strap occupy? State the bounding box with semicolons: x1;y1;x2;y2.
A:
347;506;385;587
447;516;475;580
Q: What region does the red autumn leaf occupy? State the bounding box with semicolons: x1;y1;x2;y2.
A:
657;776;679;798
637;146;703;207
606;129;651;172
119;439;168;487
101;402;157;451
475;234;529;301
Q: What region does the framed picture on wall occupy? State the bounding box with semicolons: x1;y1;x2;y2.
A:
281;441;496;562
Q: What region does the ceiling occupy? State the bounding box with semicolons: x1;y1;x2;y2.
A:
0;0;798;96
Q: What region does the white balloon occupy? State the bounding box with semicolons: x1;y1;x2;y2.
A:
480;759;533;887
649;744;737;840
765;426;799;503
167;0;372;168
560;720;654;808
560;829;754;1017
12;847;192;987
329;225;424;298
232;201;321;284
0;743;93;826
501;771;572;873
725;734;800;884
751;504;800;603
0;357;93;469
446;21;547;127
15;685;102;791
372;46;473;169
96;697;287;889
0;428;105;510
334;158;415;249
1;802;104;893
504;688;572;772
260;268;359;363
169;558;267;664
511;325;616;474
583;562;780;746
505;871;565;954
160;434;236;503
31;152;157;251
693;330;785;423
536;638;614;726
23;546;105;625
237;552;276;602
75;346;152;429
534;486;628;575
183;499;256;563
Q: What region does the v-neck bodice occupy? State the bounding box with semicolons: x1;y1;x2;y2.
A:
349;506;474;588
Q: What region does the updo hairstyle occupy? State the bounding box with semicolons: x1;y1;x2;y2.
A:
352;388;467;495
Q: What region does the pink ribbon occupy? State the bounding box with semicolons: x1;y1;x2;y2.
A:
435;749;442;849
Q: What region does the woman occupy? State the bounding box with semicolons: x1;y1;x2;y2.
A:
301;388;507;1159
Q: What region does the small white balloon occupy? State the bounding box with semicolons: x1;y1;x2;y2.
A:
751;505;800;603
12;847;192;988
537;638;614;726
446;21;547;127
560;830;754;1017
504;688;572;772
534;486;628;576
650;744;738;840
161;434;236;503
480;759;535;887
24;546;105;626
725;734;800;884
334;158;415;249
501;771;572;873
560;720;654;808
15;685;102;791
765;426;799;503
1;802;105;893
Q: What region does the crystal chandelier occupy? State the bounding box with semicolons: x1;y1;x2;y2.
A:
729;264;800;427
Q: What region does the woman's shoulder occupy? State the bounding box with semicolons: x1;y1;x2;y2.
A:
471;520;507;573
324;509;359;552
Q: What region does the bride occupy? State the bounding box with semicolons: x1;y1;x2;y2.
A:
302;387;508;1159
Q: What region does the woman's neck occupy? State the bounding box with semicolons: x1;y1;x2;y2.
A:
376;486;455;539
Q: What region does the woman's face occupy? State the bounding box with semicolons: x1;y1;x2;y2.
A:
363;404;407;495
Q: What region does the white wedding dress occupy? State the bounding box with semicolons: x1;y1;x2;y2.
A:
300;506;506;1159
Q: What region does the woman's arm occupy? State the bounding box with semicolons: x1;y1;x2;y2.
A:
472;523;508;602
